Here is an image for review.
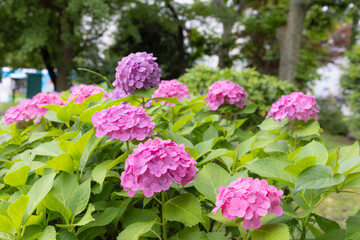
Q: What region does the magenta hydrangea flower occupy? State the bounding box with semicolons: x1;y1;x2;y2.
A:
2;93;64;125
111;87;130;99
68;84;108;103
92;103;155;141
205;80;247;111
266;92;319;122
152;80;190;106
120;138;198;198
212;177;283;229
113;52;161;94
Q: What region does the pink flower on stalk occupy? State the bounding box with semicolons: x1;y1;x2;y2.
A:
152;80;190;106
68;84;108;103
205;80;247;111
2;93;64;125
266;92;319;122
212;177;283;229
92;103;155;141
113;52;161;94
120;138;198;198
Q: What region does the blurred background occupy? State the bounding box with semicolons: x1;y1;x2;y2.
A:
1;0;360;225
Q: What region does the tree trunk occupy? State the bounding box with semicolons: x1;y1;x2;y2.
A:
218;21;233;69
349;7;359;49
40;47;57;87
278;0;312;85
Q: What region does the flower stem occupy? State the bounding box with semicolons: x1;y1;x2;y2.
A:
162;191;167;240
126;141;130;153
243;230;250;240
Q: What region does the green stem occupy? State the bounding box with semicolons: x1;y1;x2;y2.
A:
78;68;114;90
162;191;167;240
300;214;311;240
171;107;175;122
243;230;250;240
232;144;240;174
215;223;224;232
126;141;130;153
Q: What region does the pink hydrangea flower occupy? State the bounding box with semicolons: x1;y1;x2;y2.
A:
111;87;130;99
92;103;155;141
68;84;108;103
266;92;319;122
152;80;190;106
2;93;64;125
113;52;161;94
120;138;198;197
205;80;247;111
212;177;283;229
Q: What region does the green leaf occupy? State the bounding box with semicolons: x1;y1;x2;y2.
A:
153;96;181;105
203;126;218;141
194;163;230;201
172;115;193;132
79;105;105;125
283;156;316;177
258;118;289;131
74;204;95;226
167;130;193;148
122;208;160;238
164;193;203;227
295;141;328;165
7;195;29;233
346;210;360;240
295;165;345;192
0;215;12;233
293;120;320;137
237;136;256;160
38;226;56;240
42;154;74;174
134;88;156;98
117;221;155;240
68;130;93;164
240;102;258;114
246;158;295;186
339;142;359;162
68;179;91;217
79;131;102;172
339;156;360;176
316;229;346;240
200;149;230;165
32;142;64;157
264;140;288;153
51;173;78;207
207;211;238;227
78;207;120;233
42;193;71;224
83;92;104;104
193;139;214;160
23;172;55;223
313;214;340;233
57;230;79;240
252;223;290;240
4;165;30;187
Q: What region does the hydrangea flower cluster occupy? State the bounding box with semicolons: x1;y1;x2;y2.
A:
2;93;64;125
113;52;161;94
120;138;198;198
92;103;154;141
212;177;283;229
68;84;108;103
205;80;247;110
111;87;130;99
152;80;190;106
266;92;319;122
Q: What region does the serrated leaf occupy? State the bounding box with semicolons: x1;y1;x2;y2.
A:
68;179;91;217
293;120;320;137
32;142;64;157
153;96;181;105
134;88;156;98
346;210;360;239
252;223;289;240
117;221;155;240
42;193;71;224
164;193;203;227
203;126;218;141
194;139;214;160
339;142;359;162
41;154;74;174
77;207;120;234
194;163;230;201
167;130;193;148
172;115;192;132
207;211;238;227
283;156;316;177
258;118;289;131
264;140;288;153
7;195;29;233
38;226;56;240
201;149;230;165
0;215;12;233
295;141;328;165
4;165;30;187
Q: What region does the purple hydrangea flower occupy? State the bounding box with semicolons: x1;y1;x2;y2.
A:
92;103;155;141
212;177;283;229
120;138;198;198
205;80;247;111
152;80;190;106
266;92;319;122
113;52;161;94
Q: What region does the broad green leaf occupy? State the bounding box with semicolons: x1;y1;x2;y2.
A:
207;232;227;240
79;105;104;125
316;229;346;240
68;130;93;164
172;115;192;132
83;92;104;104
23;172;55;223
122;208;160;238
51;173;78;207
293;120;320;137
237;136;256;160
194;139;214;160
167;130;193;148
78;207;120;233
295;165;345;192
4;165;30;187
32;142;64;157
194;163;230;201
116;221;155;240
7;195;29;233
73;204;95;226
42;193;71;224
79;131;102;172
164;193;203;227
344;175;360;189
203;126;218;141
38;226;56;240
252;223;289;240
295;141;328;165
346;210;360;240
68;179;91;217
57;230;79;240
339;156;360;176
339;142;359;162
153;96;181;105
92;160;113;186
135;88;156;98
200;149;230;165
240;102;258;114
313;214;340;233
42;154;74;174
207;211;238;227
283;156;316;177
0;215;12;233
27;129;64;144
258;118;289;131
246;158;295;186
264;140;288;153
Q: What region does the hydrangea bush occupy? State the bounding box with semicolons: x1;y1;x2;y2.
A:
0;52;360;240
